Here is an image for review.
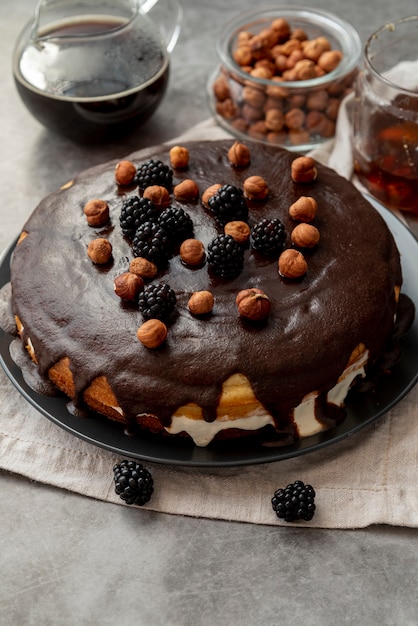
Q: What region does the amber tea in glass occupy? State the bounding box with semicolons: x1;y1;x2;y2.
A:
352;17;418;214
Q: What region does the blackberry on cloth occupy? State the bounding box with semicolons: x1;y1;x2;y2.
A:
113;460;154;506
271;480;316;522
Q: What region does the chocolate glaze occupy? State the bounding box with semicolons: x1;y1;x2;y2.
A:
10;140;404;439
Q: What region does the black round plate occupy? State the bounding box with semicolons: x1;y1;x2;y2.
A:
1;196;417;467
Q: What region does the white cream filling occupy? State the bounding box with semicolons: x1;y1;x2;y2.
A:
165;352;369;446
165;410;275;447
294;349;368;437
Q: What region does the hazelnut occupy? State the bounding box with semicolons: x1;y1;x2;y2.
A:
292;28;308;42
294;58;317;80
236;288;271;321
248;120;268;138
243;175;269;200
216;98;239;120
233;45;252;66
174;179;199;202
255;58;276;74
278;249;307;278
301;38;329;62
288;129;311;146
136;319;167;349
143;185;171;209
291;156;318;183
83;199;109;227
114;272;144;301
306;89;329;111
306;110;329;135
277;38;301;56
180;239;205;266
224;221;251;244
318;50;343;73
242;86;266;109
228;141;251;168
285;108;306;130
129;257;158;280
291;223;320;248
289;196;318;222
169;145;190;169
115;160;136;186
188;291;214;315
285;49;304;70
87;238;112;264
265;108;284;132
271;17;290;38
266;77;288;99
237;30;252;45
202;183;222;207
212;74;230;102
250;66;273;80
243;104;264;122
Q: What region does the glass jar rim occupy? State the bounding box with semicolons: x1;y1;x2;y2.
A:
216;4;362;90
364;15;418;97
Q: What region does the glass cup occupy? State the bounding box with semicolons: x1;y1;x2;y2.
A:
352;17;418;215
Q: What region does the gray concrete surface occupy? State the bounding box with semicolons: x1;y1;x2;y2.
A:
1;0;417;624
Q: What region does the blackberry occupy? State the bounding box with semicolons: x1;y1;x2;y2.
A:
207;234;245;278
271;480;316;522
158;206;194;242
119;196;158;237
134;159;173;191
208;184;248;225
113;460;154;506
132;221;171;266
251;218;286;257
138;282;177;320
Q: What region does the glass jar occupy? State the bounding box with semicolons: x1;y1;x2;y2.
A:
208;5;361;152
352;16;418;214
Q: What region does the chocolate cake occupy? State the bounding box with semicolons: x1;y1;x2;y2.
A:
9;139;407;446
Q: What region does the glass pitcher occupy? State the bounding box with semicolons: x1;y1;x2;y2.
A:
12;0;182;141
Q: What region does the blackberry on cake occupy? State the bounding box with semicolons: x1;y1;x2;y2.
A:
207;233;245;278
113;460;154;506
131;221;171;266
271;480;316;522
138;282;177;320
134;158;173;191
251;218;286;257
119;196;158;238
208;184;249;225
158;206;194;242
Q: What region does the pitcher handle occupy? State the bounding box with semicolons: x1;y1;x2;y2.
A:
140;0;183;53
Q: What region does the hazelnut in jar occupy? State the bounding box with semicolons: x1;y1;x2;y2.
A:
209;7;361;151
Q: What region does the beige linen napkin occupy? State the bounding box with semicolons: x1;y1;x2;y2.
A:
1;115;417;528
